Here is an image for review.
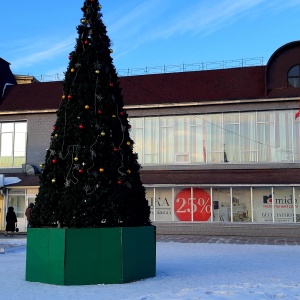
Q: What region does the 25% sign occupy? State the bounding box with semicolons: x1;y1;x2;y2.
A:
174;188;211;221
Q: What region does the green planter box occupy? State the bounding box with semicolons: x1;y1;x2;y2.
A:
26;226;156;285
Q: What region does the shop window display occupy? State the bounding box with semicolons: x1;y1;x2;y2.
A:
212;188;231;222
273;187;294;222
174;187;212;222
231;188;252;222
146;188;172;221
252;187;273;222
145;188;154;221
145;186;300;223
294;188;300;222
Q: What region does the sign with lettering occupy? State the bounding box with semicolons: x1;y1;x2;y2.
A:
174;188;211;221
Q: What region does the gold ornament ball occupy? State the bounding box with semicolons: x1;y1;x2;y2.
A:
62;95;66;100
74;157;78;161
127;170;131;174
109;49;113;53
51;179;56;183
54;134;58;137
81;18;86;24
126;141;131;146
112;114;116;118
99;168;104;172
85;105;89;109
95;70;100;74
100;131;105;136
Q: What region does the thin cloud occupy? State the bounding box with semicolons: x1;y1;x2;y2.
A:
111;0;300;61
111;0;266;60
108;0;169;36
150;0;266;39
10;37;75;70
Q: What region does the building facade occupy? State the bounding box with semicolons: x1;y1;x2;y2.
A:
1;41;300;232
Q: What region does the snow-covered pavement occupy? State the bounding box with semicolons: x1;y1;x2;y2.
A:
1;237;300;299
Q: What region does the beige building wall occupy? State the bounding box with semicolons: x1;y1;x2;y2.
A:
14;75;38;84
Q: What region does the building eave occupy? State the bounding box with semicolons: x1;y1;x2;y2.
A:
0;109;57;115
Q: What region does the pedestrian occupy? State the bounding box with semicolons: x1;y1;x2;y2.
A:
25;203;34;228
5;206;17;236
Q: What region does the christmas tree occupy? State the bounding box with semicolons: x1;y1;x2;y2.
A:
31;0;150;228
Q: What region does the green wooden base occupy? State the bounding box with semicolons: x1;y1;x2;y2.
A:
26;226;156;285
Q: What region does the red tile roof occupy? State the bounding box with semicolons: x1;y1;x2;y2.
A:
121;66;266;105
1;81;63;111
0;66;267;111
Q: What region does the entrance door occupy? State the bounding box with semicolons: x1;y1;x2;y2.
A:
7;193;26;232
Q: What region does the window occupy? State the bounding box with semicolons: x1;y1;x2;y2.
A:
129;110;298;165
288;65;300;88
0;122;27;167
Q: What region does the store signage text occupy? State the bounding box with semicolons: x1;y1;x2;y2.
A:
174;188;211;221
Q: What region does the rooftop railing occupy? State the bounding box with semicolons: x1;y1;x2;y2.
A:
28;57;265;82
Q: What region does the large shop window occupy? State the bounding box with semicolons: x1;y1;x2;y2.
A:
130;110;300;165
0;122;27;167
146;186;300;223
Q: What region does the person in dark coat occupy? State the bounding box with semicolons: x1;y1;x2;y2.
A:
25;203;34;228
5;206;17;236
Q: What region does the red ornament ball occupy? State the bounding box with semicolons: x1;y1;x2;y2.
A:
68;95;72;99
84;40;89;45
120;111;124;115
118;180;122;185
68;55;72;60
52;159;57;164
53;126;57;131
113;147;119;152
79;124;84;129
79;169;84;174
109;83;113;87
98;109;103;114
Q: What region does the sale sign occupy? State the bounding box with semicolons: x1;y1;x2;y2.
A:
174;188;211;221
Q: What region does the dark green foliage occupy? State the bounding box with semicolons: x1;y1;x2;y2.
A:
31;0;150;228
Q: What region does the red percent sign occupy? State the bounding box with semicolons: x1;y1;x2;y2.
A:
174;188;211;221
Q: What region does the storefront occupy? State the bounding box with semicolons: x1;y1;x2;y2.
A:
146;185;300;223
1;41;300;233
2;187;37;232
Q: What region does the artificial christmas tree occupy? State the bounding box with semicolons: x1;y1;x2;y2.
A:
26;0;155;285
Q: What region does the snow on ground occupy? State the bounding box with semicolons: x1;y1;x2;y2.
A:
1;238;300;300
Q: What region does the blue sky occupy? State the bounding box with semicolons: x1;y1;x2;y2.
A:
1;0;300;80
